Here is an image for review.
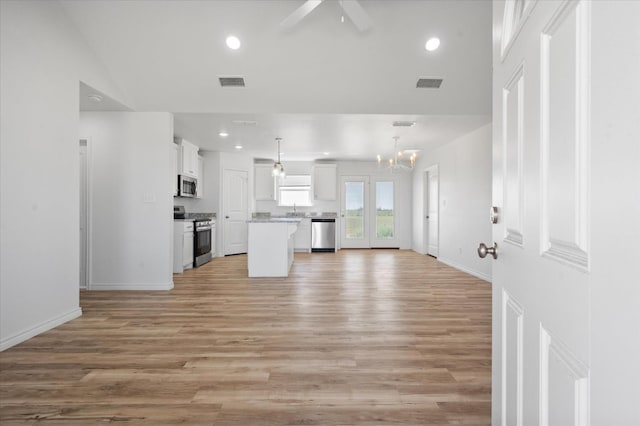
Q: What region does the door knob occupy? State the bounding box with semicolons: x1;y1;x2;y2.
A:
225;215;230;219
477;242;498;259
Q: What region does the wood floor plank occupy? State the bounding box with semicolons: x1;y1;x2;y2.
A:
0;249;492;425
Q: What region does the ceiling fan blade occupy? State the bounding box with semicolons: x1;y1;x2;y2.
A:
339;0;373;32
280;0;324;29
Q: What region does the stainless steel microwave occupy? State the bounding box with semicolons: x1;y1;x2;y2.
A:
178;175;197;198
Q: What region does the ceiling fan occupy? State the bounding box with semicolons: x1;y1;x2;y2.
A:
280;0;373;32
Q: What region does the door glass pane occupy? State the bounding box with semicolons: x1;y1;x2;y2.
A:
376;181;394;239
345;182;364;239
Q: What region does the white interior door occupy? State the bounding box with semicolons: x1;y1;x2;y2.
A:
487;0;640;426
79;139;88;289
425;166;439;257
223;169;248;255
340;176;369;248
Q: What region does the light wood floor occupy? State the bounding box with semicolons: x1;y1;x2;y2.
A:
0;250;492;425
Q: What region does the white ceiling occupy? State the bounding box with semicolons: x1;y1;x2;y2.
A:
65;0;492;161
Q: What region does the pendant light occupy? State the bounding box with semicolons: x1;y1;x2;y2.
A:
272;137;285;177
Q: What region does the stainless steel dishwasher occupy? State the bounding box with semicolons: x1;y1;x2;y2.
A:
311;218;336;252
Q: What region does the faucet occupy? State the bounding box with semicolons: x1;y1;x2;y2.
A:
293;202;296;214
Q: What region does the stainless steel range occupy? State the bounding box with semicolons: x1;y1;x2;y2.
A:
193;218;213;267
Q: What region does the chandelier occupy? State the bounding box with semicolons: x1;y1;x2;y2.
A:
272;137;285;177
377;136;417;172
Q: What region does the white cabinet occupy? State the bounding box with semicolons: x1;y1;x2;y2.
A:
176;138;199;178
172;143;178;196
248;221;298;277
254;164;276;201
312;164;337;201
183;231;194;268
173;220;194;273
196;156;204;198
294;218;311;252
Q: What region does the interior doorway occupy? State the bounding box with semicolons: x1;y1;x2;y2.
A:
79;138;89;289
423;165;439;257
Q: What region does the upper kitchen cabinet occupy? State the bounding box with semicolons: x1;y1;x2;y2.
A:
175;138;199;178
196;155;204;199
254;164;276;201
312;164;337;201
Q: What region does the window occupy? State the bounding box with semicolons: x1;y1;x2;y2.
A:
375;181;394;239
278;175;312;207
345;181;365;239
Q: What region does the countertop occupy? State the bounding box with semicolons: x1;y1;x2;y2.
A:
253;212;338;220
247;217;303;223
174;212;216;221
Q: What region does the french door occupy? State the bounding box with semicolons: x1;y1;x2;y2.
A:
340;175;397;249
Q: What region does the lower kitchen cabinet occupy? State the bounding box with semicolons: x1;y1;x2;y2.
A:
293;218;311;252
173;220;194;273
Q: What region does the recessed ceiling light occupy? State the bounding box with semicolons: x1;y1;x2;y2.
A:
88;94;103;102
226;35;241;50
425;37;440;51
219;132;229;137
234;144;243;150
323;152;330;156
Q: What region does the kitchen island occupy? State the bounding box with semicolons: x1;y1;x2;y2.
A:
247;218;301;277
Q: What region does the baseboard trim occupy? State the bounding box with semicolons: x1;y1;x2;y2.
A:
437;257;492;282
0;307;82;352
89;281;174;291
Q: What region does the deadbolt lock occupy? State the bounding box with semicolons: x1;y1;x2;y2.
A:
490;206;499;224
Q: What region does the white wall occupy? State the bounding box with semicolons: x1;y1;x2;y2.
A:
79;112;174;290
0;0;132;350
412;124;492;281
590;1;640;422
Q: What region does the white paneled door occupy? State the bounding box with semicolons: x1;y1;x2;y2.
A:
223;169;248;255
491;1;639;425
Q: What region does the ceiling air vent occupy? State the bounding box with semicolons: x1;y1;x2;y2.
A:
416;78;443;88
392;121;416;127
232;120;258;126
219;77;245;87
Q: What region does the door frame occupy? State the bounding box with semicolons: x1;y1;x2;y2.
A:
79;137;92;291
